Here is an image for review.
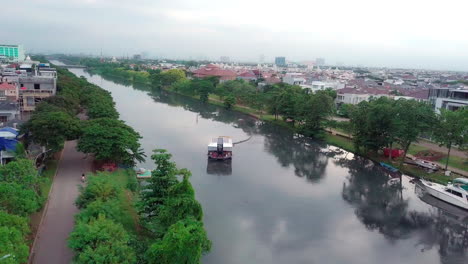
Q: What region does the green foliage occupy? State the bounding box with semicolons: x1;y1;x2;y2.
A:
68;215;136;264
350;97;398;153
393;99;436;165
75;199;122;224
337;103;355;118
21;110;81;152
139;149;211;263
0;182;42;216
0;211;30;238
0;226;29;264
298;91;335;137
0;159;39;190
146;217;211;264
77;118;144;165
160;69;186;86
223;94;236;109
191;79;214;103
433;108;468;169
75;173;120;208
81;85;119;119
13;143;26;159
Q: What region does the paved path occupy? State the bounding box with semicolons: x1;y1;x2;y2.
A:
30;140;91;264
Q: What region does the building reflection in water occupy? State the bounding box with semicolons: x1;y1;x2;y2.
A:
206;159;232;176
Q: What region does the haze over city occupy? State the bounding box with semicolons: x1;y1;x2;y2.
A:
4;0;468;71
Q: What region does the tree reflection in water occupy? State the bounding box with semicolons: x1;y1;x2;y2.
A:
342;156;468;263
95;72;468;263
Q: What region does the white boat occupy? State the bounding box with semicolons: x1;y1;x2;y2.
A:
420;178;468;210
412;157;439;171
208;136;233;160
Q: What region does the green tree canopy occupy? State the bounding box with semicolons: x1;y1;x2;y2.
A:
0;159;39;191
146;217;211;264
0;226;29;264
0;183;42;216
68;215;136;264
77;118;144;165
75;173;120;209
160;69;186;86
21;110;81;152
433;108;468;170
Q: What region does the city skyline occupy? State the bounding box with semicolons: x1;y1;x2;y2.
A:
3;0;468;71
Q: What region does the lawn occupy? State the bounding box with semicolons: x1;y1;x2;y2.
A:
324;134;356;153
439;155;468;172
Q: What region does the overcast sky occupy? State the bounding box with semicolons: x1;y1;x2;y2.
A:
4;0;468;70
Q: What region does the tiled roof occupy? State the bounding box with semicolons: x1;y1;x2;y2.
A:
0;83;16;90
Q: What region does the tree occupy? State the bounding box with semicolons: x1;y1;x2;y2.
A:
160;69;186;87
0;159;39;191
223;95;236;109
75;199;122;224
146;218;211;264
191;79;214;103
21;111;81;152
75;173;120;208
323;88;337;100
0;183;42;216
433;108;468;170
77;118;144;165
350;97;397;154
393;99;436;167
0;226;29;264
138;150;178;223
299;91;334;137
68;215;136;264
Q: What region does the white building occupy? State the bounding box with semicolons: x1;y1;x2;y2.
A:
283;73;306;85
429;87;468;113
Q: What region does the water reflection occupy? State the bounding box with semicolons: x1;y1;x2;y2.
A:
70;68;468;264
207;159;232;176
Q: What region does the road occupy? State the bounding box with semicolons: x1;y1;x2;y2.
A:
30;140;91;264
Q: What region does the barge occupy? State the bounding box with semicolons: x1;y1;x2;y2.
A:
208;136;233;160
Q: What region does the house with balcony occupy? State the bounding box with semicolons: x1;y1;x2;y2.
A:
429;87;468;113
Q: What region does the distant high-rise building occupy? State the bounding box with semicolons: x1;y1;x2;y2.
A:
316;58;325;66
220;56;230;63
0;44;25;62
275;57;286;66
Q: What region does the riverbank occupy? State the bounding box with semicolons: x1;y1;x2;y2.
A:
84;67;466;184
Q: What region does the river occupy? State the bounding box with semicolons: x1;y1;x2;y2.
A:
63;65;467;264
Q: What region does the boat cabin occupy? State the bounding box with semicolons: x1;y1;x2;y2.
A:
208;136;233;160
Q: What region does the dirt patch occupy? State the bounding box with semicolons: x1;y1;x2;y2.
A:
415;150;445;161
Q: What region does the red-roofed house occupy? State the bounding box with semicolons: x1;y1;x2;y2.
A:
192;64;236;82
0;82;18;100
237;71;257;81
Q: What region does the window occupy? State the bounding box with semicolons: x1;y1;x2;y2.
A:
445;189;463;198
0;116;7;123
34;83;40;90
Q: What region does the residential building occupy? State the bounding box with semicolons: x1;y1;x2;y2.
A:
192;64;236;82
275;57;286;67
237;71;257;82
0;101;19;123
0;44;25;62
283;73;306;85
429;87;468;113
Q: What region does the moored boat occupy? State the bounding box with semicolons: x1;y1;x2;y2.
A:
420;178;468;210
208;136;233;160
412;157;440;171
379;162;399;173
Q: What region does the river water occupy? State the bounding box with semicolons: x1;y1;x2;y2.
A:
64;66;467;264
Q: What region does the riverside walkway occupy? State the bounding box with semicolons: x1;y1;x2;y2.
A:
30;140;92;264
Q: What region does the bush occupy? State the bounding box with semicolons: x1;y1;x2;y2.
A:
75;174;119;209
75;199;122;224
0;182;42;216
68;215;136;264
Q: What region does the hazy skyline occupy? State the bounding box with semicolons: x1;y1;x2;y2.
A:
4;0;468;71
